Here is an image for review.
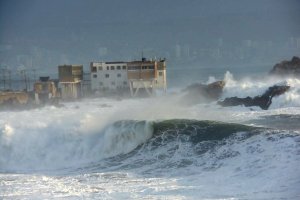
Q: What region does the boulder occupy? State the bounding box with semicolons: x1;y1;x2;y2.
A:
218;85;290;110
182;81;225;105
206;81;226;99
270;56;300;77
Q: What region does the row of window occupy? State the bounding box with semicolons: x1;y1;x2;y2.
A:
97;65;127;70
93;72;163;78
92;65;161;72
99;81;127;86
91;65;126;72
93;74;122;78
127;66;155;70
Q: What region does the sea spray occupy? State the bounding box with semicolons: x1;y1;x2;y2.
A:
1;97;300;199
221;72;300;109
0;118;153;172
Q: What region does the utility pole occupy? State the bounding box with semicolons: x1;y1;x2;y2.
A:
25;70;28;91
0;68;4;90
1;68;4;90
8;69;11;90
0;67;10;91
33;69;36;82
20;69;28;91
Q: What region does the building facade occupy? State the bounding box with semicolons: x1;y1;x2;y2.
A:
90;62;128;92
58;65;83;99
34;76;58;104
156;60;167;90
90;59;167;96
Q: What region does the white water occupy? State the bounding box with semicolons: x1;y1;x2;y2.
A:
1;72;300;199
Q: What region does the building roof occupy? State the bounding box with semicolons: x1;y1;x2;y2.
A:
91;61;126;64
58;64;83;67
105;61;126;64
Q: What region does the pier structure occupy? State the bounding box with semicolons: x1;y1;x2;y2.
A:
58;65;83;99
33;76;58;104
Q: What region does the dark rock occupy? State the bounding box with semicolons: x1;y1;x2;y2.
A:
206;81;226;99
218;85;290;110
182;81;225;105
270;56;300;77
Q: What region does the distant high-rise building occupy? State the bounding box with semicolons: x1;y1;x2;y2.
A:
175;44;181;59
297;38;300;49
183;44;190;59
217;38;223;47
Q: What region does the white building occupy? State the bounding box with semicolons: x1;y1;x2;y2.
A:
90;62;128;92
90;59;167;96
155;60;167;91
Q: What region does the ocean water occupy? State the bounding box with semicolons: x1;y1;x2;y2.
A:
1;69;300;199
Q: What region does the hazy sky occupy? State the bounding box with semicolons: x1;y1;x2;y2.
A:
0;0;300;69
1;0;299;40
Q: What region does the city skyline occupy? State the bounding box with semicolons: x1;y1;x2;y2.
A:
1;0;300;73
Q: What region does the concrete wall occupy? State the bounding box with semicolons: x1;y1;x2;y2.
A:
58;65;83;82
91;62;128;91
0;92;29;104
60;82;81;99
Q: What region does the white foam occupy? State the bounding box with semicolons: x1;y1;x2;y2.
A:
0;107;153;171
220;72;300;110
1;72;300;172
1;72;300;199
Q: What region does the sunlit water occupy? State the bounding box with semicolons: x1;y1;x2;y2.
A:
1;71;300;199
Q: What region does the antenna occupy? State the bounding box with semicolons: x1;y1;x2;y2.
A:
141;50;146;62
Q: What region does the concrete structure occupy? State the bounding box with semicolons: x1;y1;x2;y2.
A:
156;59;167;91
34;76;58;104
58;65;83;99
0;91;29;105
90;61;128;92
82;72;92;97
90;58;167;97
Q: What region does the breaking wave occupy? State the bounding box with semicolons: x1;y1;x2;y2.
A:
1;118;299;175
0;120;153;172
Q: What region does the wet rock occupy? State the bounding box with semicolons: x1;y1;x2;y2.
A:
218;85;290;110
270;56;300;77
182;81;225;104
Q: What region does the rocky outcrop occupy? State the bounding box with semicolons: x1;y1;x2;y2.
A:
218;85;290;110
181;81;225;105
270;56;300;77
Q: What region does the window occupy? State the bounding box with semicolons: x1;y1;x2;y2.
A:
105;74;109;78
92;67;97;72
159;72;163;76
106;66;109;70
93;74;97;78
122;65;126;70
111;81;115;85
99;82;103;86
117;66;121;70
111;66;115;70
123;81;127;85
98;66;103;70
128;66;140;70
117;73;121;78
